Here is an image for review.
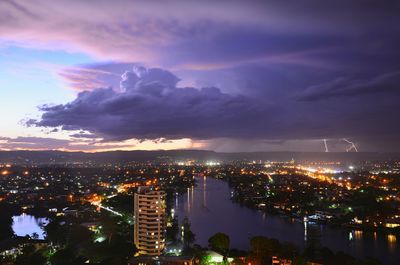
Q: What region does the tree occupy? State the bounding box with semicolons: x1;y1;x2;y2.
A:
14;245;46;265
99;214;118;245
279;242;298;259
0;214;14;240
44;218;67;245
66;225;93;247
50;247;76;264
104;194;133;214
250;236;274;264
200;254;212;265
208;233;230;254
182;217;195;249
166;216;179;243
79;234;135;264
107;234;136;263
31;232;39;240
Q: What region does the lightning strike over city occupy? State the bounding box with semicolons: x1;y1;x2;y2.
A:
0;1;399;265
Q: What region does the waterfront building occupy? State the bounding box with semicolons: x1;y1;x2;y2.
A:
134;186;166;256
129;256;194;265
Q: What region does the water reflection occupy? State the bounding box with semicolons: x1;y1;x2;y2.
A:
187;187;191;212
176;176;399;264
387;234;397;252
354;230;363;240
203;176;207;207
175;192;179;209
12;213;48;239
304;220;307;242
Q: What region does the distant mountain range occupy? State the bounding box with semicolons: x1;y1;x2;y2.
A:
1;150;400;165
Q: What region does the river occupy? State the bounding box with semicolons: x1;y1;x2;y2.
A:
176;176;398;264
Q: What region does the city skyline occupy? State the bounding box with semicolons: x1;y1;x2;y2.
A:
1;1;400;152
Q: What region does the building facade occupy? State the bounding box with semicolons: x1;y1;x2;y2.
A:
134;186;166;256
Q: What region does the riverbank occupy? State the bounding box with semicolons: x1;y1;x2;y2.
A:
176;176;399;265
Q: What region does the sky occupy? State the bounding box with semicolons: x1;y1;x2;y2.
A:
0;0;400;152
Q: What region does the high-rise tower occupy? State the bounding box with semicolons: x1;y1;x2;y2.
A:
134;186;166;256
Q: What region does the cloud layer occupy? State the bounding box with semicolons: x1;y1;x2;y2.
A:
26;66;400;152
298;72;400;101
0;136;128;151
1;0;400;151
1;0;399;70
30;67;273;140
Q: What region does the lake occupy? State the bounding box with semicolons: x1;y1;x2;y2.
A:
176;176;399;264
12;213;49;240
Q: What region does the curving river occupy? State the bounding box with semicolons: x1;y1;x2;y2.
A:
176;176;398;265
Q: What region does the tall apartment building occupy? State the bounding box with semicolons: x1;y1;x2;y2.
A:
134;186;166;256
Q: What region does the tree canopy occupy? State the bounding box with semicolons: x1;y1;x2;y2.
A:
208;233;230;254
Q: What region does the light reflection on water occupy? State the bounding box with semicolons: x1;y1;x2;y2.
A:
388;234;397;252
12;213;48;239
176;176;399;264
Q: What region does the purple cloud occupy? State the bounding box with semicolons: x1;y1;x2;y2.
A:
1;1;399;70
26;66;400;153
298;72;400;101
0;136;70;150
0;136;132;151
2;1;400;151
30;67;272;140
59;66;121;91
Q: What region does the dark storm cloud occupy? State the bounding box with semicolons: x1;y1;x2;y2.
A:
31;67;272;140
1;1;400;69
298;72;400;101
2;0;400;150
69;133;99;139
29;66;400;152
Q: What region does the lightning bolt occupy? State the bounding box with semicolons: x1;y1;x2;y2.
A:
342;138;358;152
323;139;329;152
